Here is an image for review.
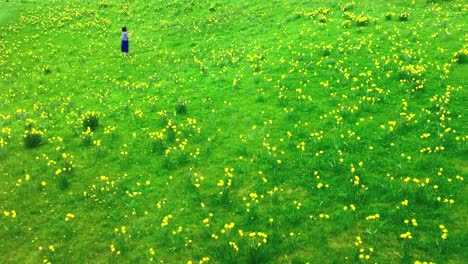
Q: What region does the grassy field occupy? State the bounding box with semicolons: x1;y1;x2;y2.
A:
0;0;467;263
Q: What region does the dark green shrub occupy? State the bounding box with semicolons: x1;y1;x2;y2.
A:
385;12;394;20
454;49;467;64
176;102;187;115
81;127;93;146
318;15;327;23
98;2;111;8
399;13;409;21
356;15;369;27
24;128;43;148
82;111;100;131
151;139;166;154
43;65;51;74
342;3;354;12
57;175;70;190
322;45;333;56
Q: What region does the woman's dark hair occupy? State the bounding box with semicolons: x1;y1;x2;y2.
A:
122;26;127;32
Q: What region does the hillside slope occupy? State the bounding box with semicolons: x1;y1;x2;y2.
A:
0;0;466;263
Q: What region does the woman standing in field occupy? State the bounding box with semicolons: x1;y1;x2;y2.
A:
121;26;130;57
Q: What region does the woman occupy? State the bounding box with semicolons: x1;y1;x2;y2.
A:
121;26;130;57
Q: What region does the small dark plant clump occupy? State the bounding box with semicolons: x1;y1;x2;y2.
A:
151;139;166;154
356;15;369;27
81;127;93;146
98;2;111;8
149;131;166;154
318;15;327;23
82;111;100;131
454;49;467;64
24;128;44;148
322;44;333;56
246;234;271;264
399;12;409;21
341;3;354;12
166;126;177;142
57;175;70;190
176;102;187;115
43;65;51;74
385;12;394;20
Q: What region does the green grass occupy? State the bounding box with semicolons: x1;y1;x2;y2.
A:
0;0;467;263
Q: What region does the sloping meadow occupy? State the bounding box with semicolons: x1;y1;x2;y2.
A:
0;0;466;263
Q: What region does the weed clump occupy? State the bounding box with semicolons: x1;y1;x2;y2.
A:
322;44;333;56
385;12;394;20
341;2;354;12
43;65;51;74
399;12;409;21
57;175;70;190
98;2;111;8
82;111;100;131
81;127;93;146
247;232;270;264
149;131;166;154
318;15;327;23
356;15;369;27
24;128;44;148
176;102;187;115
454;49;467;64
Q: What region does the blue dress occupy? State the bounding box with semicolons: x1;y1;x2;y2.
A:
121;32;129;52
